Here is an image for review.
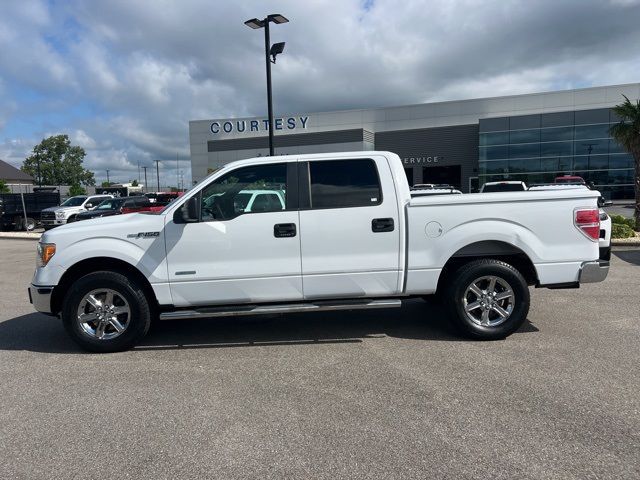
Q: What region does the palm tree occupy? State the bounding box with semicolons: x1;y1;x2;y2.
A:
609;95;640;231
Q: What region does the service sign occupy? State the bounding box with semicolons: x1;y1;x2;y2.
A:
402;156;444;165
210;116;309;135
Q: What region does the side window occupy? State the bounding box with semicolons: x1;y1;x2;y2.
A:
200;163;287;221
309;159;382;209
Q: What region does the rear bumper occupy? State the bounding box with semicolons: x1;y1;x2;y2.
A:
28;284;53;314
579;260;609;283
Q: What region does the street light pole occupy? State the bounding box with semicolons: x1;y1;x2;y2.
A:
245;14;289;157
106;169;110;185
142;166;148;193
263;20;275;156
154;160;161;192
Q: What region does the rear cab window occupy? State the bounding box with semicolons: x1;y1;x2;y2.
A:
308;159;382;209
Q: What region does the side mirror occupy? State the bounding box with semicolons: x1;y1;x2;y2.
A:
173;196;199;224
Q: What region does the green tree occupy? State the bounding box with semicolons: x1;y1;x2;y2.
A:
21;135;95;187
610;95;640;231
101;181;111;187
68;183;87;196
0;179;10;193
131;179;139;187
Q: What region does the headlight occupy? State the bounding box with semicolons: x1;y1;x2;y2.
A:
36;243;56;267
55;211;66;219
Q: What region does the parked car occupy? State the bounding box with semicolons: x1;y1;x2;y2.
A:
70;196;151;222
145;192;181;205
410;184;462;196
554;175;586;185
0;190;60;231
29;151;608;352
40;194;113;229
203;189;286;214
480;181;527;193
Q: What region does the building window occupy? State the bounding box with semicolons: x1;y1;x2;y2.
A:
478;108;634;198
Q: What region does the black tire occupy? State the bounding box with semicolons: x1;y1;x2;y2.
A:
445;259;530;340
25;217;36;231
62;271;151;352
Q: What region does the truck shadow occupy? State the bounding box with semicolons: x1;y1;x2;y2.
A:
0;299;538;354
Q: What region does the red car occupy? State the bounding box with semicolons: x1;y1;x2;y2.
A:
554;175;586;185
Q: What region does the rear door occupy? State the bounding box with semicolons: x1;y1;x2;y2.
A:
298;156;401;299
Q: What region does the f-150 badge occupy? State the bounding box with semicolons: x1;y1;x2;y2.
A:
127;232;160;239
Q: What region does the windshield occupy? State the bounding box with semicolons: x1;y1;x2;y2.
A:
95;198;126;210
60;196;87;207
482;184;525;192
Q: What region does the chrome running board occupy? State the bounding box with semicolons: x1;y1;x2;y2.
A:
159;298;402;321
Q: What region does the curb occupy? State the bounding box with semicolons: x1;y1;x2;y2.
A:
0;233;42;241
612;241;640;247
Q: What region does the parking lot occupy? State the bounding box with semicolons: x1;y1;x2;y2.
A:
0;238;638;479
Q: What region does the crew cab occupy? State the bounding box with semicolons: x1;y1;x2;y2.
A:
28;152;609;352
40;194;113;229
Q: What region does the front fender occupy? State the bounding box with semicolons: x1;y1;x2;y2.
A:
33;235;168;287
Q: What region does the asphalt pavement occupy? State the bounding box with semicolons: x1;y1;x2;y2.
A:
0;239;638;479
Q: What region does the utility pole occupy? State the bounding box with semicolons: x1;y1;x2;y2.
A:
142;166;148;193
176;152;179;192
137;159;141;183
106;170;110;185
154;160;161;192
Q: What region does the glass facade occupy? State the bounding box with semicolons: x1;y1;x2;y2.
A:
478;109;634;199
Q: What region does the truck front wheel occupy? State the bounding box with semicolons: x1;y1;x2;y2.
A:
445;259;530;340
61;271;151;352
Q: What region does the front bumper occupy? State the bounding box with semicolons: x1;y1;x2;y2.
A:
579;260;609;283
41;219;67;226
28;284;53;314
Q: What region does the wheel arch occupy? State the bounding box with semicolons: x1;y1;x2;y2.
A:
436;240;538;295
51;257;157;315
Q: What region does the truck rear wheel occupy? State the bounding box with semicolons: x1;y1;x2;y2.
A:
445;259;530;340
61;271;151;352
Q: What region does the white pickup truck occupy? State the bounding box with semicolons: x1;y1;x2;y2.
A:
28;151;609;352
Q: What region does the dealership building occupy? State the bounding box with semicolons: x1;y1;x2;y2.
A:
189;83;639;198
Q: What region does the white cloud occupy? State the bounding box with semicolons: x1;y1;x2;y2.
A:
1;0;639;184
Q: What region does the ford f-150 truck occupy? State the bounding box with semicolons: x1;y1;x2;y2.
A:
28;151;609;352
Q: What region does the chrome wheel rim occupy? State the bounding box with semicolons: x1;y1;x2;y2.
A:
77;289;131;340
463;275;515;327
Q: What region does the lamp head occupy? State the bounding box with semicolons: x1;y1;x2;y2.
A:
270;42;285;63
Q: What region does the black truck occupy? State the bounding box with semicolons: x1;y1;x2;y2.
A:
0;189;61;231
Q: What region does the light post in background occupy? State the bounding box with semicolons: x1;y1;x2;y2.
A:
142;166;148;193
106;169;110;185
154;160;161;192
244;14;289;156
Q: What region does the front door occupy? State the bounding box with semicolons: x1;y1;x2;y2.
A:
164;162;302;307
298;156;401;299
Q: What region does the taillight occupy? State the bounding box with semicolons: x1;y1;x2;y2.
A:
574;208;600;241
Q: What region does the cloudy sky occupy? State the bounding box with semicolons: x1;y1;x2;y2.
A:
1;0;639;186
